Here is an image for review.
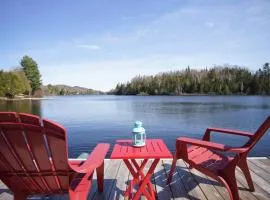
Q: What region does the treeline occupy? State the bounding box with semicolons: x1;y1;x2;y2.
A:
0;56;42;98
42;84;103;96
113;63;270;95
1;55;101;98
0;69;31;98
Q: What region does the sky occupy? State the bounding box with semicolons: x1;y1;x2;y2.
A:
1;0;270;91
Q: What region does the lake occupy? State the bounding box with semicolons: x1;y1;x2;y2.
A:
0;95;269;158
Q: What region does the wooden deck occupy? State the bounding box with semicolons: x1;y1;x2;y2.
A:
1;158;270;200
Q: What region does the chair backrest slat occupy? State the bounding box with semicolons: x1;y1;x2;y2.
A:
3;176;32;194
0;123;45;193
0;154;33;194
0;112;72;195
18;114;68;192
2;124;38;171
0;152;18;173
43;119;70;191
0;112;18;122
57;176;69;190
19;113;41;126
0;157;9;171
23;124;61;192
0;128;24;171
23;126;52;170
18;113;65;192
43;119;69;170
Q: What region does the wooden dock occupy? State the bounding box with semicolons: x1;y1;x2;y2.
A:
1;158;270;200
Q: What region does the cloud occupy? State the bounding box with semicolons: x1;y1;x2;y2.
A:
8;0;269;91
205;22;215;28
76;44;101;50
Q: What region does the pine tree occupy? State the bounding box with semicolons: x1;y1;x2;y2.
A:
20;55;42;95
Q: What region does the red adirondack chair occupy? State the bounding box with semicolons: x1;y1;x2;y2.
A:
168;116;270;200
0;112;110;200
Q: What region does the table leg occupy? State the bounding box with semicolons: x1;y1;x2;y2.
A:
132;159;155;197
131;159;148;179
123;158;160;200
133;159;159;200
124;160;137;198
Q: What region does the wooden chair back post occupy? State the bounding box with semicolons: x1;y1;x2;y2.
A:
244;116;270;153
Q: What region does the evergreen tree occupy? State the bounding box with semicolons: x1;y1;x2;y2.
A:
113;65;269;96
262;63;270;95
20;55;42;95
13;68;31;95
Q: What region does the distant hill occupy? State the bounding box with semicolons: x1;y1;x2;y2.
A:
42;84;104;96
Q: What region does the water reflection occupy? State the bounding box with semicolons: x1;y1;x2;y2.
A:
0;100;42;116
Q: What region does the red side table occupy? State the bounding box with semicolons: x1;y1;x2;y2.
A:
110;139;172;200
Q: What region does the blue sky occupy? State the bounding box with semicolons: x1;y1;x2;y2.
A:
1;0;270;91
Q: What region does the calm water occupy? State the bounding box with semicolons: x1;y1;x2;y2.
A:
0;95;269;158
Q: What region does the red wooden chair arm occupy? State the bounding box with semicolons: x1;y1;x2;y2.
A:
176;137;248;154
177;137;228;151
69;143;110;173
228;147;249;153
203;127;253;141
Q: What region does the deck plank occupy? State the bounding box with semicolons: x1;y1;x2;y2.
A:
0;158;269;200
234;169;259;200
249;159;270;175
210;178;231;200
201;175;229;200
175;160;207;200
187;167;225;200
163;159;189;200
0;181;12;200
153;160;173;200
125;163;133;200
245;163;270;195
88;159;111;199
108;161;130;200
142;159;156;200
91;159;122;200
248;160;270;182
236;167;270;200
125;171;131;200
182;163;224;200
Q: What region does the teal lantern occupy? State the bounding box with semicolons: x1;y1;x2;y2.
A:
132;121;146;147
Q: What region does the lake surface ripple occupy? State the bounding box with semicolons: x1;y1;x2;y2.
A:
0;95;269;158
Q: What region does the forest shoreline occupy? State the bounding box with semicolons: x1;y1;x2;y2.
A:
2;93;269;101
